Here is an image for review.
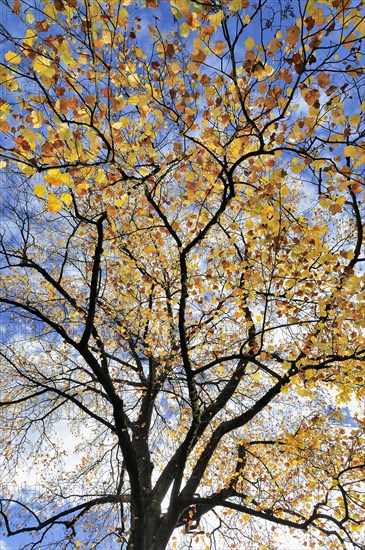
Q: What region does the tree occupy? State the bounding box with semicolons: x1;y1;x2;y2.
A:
0;0;364;548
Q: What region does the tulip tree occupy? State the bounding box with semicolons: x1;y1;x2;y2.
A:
0;0;364;548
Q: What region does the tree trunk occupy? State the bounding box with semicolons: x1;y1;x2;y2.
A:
127;509;180;550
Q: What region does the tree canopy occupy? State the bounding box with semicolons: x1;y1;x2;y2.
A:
0;0;364;548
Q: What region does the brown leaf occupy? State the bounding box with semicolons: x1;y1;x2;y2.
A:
200;74;210;86
35;20;51;33
285;26;300;47
325;85;338;96
190;49;206;64
13;0;20;14
54;0;65;11
304;16;315;31
0;119;10;132
213;40;226;55
165;44;175;59
329;203;342;215
317;72;330;89
309;31;323;49
303;88;320;106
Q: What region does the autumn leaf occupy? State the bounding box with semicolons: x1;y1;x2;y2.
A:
34;184;47;197
115;194;128;207
285;26;300;46
329;203;342;215
47;193;62;212
317;72;330;89
303;88;320;106
75;183;90;195
244;36;255;50
213;40;226;55
44;170;72;186
344;145;356;157
61;192;73;206
33;56;55;78
209;10;224;27
13;0;20;14
4;51;21;64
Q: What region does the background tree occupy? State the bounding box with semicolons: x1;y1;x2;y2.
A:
0;0;364;548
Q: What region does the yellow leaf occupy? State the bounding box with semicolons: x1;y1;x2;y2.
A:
95;169;107;184
185;171;195;182
34;184;47;197
115;194;128;207
76;183;90;196
179;22;191;38
117;7;129;23
230;0;245;11
23;29;36;47
48;193;62;212
281;385;289;395
285;279;295;289
4;51;21;64
295;386;309;397
244;36;255;50
30;110;44;129
344;145;356;157
139;167;150;177
44;170;71;187
209;10;224;27
19;163;37;176
169;62;180;75
58;124;72;141
25;12;35;23
23;128;38;147
33;56;55;78
193;37;201;50
0;118;10;132
350;114;360;126
252;63;274;79
61;193;73;206
127;74;140;88
170;0;190;14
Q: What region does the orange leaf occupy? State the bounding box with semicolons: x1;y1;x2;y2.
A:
48;193;62;212
76;183;90;196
